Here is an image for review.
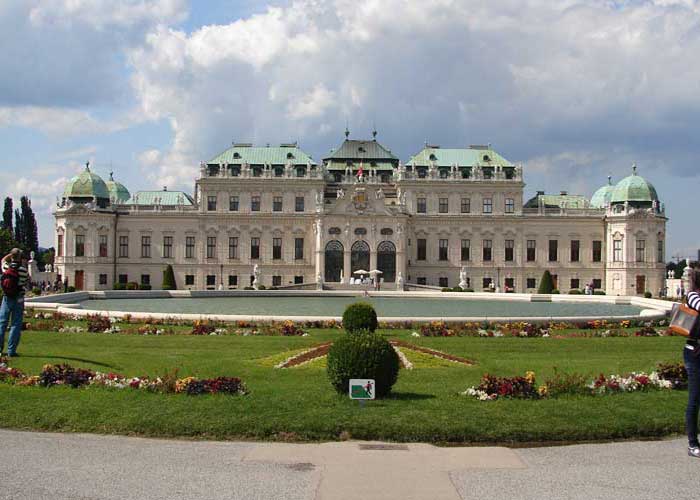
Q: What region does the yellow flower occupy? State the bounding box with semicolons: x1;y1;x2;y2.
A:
525;371;536;384
538;385;548;396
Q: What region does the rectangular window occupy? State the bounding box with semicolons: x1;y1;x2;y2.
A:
206;236;216;259
548;239;558;262
294;276;303;284
593;278;602;289
571;240;580;262
141;235;151;258
273;196;283;212
657;240;664;263
417;197;427;214
527;240;536;262
207;195;217;211
119;236;129;258
229;196;239;211
228;275;238;287
636;239;646;263
206;275;216;287
272;276;282;287
295;196;305;212
417;239;427;261
592;240;602;262
185;236;195;259
439;277;448;288
483;198;492;214
526;278;537;289
483;277;493;289
163;236;173;258
505;239;514;262
251;237;260;260
295;238;304;260
439;239;448;261
505;198;515;213
417;277;427;285
461;239;470;261
571;278;580;290
98;235;108;258
505;277;515;290
141;274;150;286
185;274;194;286
57;234;64;257
613;240;622;262
251;195;261;212
75;234;85;257
461;198;471;214
228;237;238;259
118;274;128;284
273;238;282;260
483;239;492;262
99;274;107;285
439;197;448;214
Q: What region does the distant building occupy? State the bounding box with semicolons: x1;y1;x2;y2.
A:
54;134;667;295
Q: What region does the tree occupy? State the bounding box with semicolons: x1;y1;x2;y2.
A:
20;196;38;255
40;248;55;271
2;197;12;232
13;208;22;248
0;228;18;257
162;264;176;290
538;270;555;294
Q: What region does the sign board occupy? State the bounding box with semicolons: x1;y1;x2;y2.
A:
349;379;375;400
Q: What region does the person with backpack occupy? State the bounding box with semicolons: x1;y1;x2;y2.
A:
684;268;700;458
0;248;29;357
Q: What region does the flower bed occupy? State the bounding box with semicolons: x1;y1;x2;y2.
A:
461;362;686;401
274;343;333;368
390;340;474;365
0;360;246;396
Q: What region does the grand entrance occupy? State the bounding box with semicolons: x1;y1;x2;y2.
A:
377;241;396;282
351;240;370;276
324;240;344;282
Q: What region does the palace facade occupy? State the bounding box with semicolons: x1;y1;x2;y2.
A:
54;132;667;295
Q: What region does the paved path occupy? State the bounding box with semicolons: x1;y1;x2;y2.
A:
2;429;696;500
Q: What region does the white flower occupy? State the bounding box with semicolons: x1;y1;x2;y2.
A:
542;333;550;338
411;331;420;337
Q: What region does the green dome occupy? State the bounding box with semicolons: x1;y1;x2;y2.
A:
590;176;615;208
610;165;659;205
105;172;130;203
63;163;109;200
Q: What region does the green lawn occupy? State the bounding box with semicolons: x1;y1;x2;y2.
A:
1;329;689;444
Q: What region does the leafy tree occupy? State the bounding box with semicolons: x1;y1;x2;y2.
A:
162;264;177;290
0;228;18;257
13;208;22;247
537;270;555;294
40;248;55;271
20;196;38;255
2;197;12;232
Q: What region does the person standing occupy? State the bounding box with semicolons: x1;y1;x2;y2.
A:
0;248;28;357
683;268;700;457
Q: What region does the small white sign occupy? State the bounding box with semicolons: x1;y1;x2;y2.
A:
349;379;375;400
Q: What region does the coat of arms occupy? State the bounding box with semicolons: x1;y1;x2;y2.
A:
352;188;368;211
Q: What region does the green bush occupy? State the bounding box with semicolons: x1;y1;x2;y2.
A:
162;264;176;290
243;286;254;290
342;302;378;333
452;286;463;292
593;290;606;295
126;282;139;290
32;287;41;295
258;285;266;290
551;289;560;294
139;284;152;290
441;287;451;292
537;270;554;294
67;286;76;293
326;331;399;398
464;288;474;292
113;283;126;290
568;289;582;295
644;291;652;299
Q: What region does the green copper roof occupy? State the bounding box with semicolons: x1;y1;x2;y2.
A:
325;160;397;171
408;146;513;167
590;177;615;208
610;166;659;204
125;190;194;206
324;139;399;161
524;193;589;209
209;144;315;166
105;172;131;204
63;164;110;200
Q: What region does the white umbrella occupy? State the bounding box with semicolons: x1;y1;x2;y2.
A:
353;269;369;275
369;269;383;275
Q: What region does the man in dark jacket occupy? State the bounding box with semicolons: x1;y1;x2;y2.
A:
0;248;29;357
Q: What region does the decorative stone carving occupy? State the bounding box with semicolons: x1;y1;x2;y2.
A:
459;267;468;291
253;264;261;290
396;272;404;291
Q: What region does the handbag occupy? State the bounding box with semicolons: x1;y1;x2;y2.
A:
670;303;700;338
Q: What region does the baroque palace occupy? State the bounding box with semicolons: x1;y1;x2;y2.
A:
54;131;667;295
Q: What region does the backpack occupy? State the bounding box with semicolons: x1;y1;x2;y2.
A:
1;266;20;298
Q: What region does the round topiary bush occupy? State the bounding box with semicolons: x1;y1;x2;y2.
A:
644;291;652;299
326;331;400;398
342;302;378;333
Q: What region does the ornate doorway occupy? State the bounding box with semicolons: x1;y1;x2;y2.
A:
324;240;344;282
351;240;370;275
377;241;396;282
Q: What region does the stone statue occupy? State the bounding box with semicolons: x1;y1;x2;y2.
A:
376;187;384;199
316;272;323;290
459;266;468;291
252;264;261;290
396;272;404;291
315;191;324;211
337;188;345;199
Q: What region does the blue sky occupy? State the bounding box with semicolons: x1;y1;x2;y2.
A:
1;0;699;259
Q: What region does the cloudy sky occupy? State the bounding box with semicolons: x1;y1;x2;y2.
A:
1;0;699;257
